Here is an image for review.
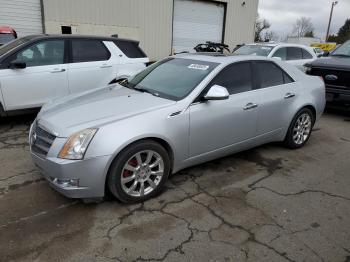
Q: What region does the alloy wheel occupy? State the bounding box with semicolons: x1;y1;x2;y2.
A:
293;113;312;145
120;150;164;197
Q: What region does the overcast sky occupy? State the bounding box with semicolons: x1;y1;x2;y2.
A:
258;0;350;40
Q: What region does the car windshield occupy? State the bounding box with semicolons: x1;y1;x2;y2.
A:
0;33;15;44
0;36;33;57
331;41;350;57
122;58;219;101
233;45;274;56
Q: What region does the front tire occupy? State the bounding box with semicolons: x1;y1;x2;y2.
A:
107;140;170;203
284;108;314;149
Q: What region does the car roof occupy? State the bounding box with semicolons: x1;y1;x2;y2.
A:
22;34;139;43
174;53;271;65
245;42;313;49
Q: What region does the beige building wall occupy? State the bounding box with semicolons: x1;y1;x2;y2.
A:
42;0;258;61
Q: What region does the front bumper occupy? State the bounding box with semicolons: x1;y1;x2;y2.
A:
31;152;111;199
326;86;350;106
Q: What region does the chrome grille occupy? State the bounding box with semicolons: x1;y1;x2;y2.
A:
31;123;56;157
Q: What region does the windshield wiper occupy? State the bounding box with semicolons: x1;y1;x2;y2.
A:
134;87;160;97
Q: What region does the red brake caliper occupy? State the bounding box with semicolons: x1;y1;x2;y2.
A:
123;158;138;178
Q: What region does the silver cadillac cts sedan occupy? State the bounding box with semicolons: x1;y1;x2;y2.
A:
29;54;325;203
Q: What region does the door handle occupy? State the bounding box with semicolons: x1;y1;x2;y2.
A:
100;64;112;68
284;93;295;99
243;103;258;110
51;69;65;73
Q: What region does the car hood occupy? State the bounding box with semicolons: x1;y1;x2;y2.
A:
37;85;176;137
310;57;350;70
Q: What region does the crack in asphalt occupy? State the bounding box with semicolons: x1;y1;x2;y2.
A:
250;186;350;202
1;119;348;262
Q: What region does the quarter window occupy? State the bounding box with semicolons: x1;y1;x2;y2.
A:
11;40;65;67
209;62;253;95
302;49;313;59
113;40;146;58
71;39;110;63
287;47;302;60
255;62;293;88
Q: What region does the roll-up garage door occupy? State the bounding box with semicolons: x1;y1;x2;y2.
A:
0;0;43;37
172;0;225;53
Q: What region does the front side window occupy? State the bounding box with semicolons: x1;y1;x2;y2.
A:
272;47;287;60
71;39;110;63
208;62;253;95
233;45;274;57
255;62;292;88
11;40;65;67
123;58;219;101
287;47;302;60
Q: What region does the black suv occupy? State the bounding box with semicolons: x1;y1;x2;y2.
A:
306;40;350;108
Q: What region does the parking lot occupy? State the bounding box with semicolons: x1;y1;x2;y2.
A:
0;111;349;262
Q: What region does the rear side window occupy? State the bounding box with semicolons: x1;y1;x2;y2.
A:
71;39;110;63
209;62;253;95
287;47;302;60
255;62;293;88
302;49;313;59
114;40;146;58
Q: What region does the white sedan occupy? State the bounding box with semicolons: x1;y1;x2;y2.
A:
233;43;317;70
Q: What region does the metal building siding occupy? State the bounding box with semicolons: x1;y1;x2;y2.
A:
42;0;173;61
0;0;43;36
224;0;259;48
42;0;258;60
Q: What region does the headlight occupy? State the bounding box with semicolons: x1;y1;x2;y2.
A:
58;128;98;160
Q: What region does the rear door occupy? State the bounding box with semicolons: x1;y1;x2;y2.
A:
253;61;299;135
0;39;69;110
67;39;114;94
189;62;259;157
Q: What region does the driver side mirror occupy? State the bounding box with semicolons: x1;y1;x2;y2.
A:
9;61;26;69
204;85;229;101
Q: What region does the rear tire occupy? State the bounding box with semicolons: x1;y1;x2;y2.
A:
107;140;170;203
284;108;314;149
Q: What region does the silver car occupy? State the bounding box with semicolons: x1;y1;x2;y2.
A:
29;54;325;203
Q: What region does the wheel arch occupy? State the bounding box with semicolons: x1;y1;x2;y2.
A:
103;136;175;197
300;104;317;122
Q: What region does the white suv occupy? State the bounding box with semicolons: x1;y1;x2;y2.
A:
233;43;317;70
0;35;149;116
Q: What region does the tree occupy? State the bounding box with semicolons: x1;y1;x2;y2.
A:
304;31;315;37
255;15;271;42
292;17;314;37
326;19;350;43
337;18;350;43
264;31;279;42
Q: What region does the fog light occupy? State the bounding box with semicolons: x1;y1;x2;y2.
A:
51;178;79;188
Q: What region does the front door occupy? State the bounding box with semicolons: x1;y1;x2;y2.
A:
0;39;68;110
189;62;259;157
